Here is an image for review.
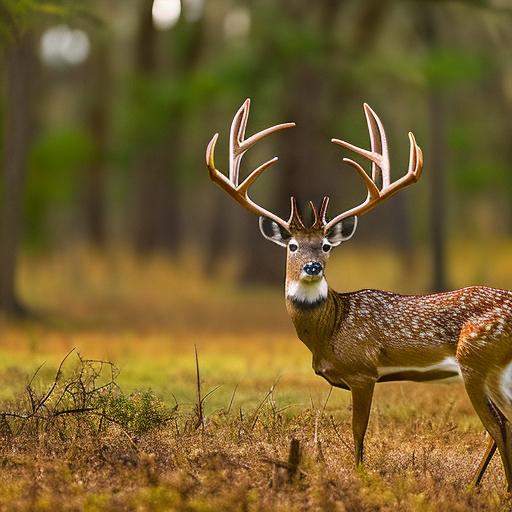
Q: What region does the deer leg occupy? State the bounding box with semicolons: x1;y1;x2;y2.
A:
491;402;512;492
463;372;512;491
351;380;375;467
471;437;497;487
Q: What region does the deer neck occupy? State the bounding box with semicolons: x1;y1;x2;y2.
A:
285;277;340;353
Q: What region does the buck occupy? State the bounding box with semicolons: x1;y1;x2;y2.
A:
206;99;512;490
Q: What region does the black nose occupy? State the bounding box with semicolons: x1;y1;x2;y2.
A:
303;261;323;276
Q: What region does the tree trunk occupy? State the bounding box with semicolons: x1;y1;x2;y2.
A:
421;8;448;292
132;6;203;254
0;31;35;316
153;18;204;253
427;90;448;291
132;0;159;254
84;44;110;248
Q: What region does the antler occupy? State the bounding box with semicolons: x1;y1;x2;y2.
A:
206;99;297;231
324;103;423;232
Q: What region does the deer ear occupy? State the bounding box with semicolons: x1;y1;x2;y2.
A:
325;216;358;246
259;217;291;247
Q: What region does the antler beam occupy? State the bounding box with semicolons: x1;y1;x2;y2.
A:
324;103;423;232
206;99;296;231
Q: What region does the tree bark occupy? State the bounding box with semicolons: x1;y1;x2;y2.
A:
132;0;159;254
84;44;110;248
427;90;448;291
0;30;35;315
421;8;448;292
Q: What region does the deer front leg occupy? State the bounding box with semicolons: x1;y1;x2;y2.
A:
351;380;375;467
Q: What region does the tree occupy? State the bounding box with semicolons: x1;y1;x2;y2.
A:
0;0;84;315
418;6;449;292
0;12;36;315
83;38;111;248
130;1;204;254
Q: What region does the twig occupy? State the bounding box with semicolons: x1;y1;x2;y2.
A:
330;415;352;454
260;456;308;477
250;377;280;431
52;407;97;417
37;348;76;411
226;384;238;415
202;385;221;403
194;345;204;430
28;361;46;387
321;386;333;416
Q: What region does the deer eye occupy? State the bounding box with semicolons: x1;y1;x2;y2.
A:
289;242;298;252
322;243;331;253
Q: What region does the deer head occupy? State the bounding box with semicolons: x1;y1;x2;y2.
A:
206;99;423;305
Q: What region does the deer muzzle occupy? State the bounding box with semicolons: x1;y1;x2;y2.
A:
302;262;323;280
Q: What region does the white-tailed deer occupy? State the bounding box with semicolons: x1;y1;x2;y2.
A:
206;99;512;490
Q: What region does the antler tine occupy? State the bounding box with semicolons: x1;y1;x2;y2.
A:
288;197;306;230
342;158;381;200
229;99;250;184
319;196;330;225
206;99;296;231
309;200;319;228
364;103;390;188
325;105;423;232
331;103;390;191
229;98;296;187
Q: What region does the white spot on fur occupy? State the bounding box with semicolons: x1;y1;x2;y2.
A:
287;278;328;304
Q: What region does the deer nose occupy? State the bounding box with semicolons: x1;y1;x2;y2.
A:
303;262;323;276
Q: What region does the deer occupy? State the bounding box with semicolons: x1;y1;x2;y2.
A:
205;98;512;491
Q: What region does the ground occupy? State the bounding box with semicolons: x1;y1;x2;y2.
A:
1;245;512;511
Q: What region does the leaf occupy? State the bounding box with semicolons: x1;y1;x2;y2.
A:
422;49;491;89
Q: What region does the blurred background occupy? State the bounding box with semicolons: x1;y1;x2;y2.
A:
1;0;512;322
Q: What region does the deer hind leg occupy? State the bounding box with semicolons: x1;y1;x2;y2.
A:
351;380;375;467
487;398;512;491
471;437;497;487
462;369;512;491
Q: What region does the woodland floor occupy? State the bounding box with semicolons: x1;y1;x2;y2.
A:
1;246;512;511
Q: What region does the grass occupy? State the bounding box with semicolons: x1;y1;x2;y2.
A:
2;243;512;510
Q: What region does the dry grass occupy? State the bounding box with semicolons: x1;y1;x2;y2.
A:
2;244;512;511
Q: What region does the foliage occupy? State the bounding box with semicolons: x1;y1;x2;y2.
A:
116;76;184;153
24;127;93;245
0;0;79;40
28;126;93;200
106;390;175;435
0;350;177;440
421;49;491;89
2;0;512;255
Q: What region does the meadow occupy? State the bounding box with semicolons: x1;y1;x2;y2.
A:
2;244;512;511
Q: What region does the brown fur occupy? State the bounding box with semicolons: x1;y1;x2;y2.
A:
285;230;331;282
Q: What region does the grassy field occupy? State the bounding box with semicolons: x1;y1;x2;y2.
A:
2;245;512;511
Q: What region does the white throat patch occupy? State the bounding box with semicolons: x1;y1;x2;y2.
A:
286;278;328;305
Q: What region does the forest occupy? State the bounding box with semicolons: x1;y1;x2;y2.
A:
2;0;512;511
